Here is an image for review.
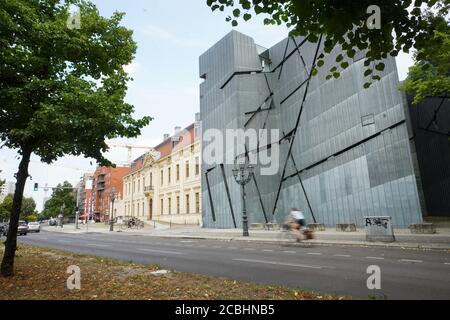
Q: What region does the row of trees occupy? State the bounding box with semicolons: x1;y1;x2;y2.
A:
0;181;76;222
0;195;37;222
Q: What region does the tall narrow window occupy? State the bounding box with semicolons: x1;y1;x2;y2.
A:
150;173;153;186
160;199;164;215
142;202;145;216
168;197;171;215
186;161;190;178
138;179;140;192
143;177;145;189
160;170;164;185
168;167;171;184
137;202;140;216
176;164;180;181
195;192;200;213
195;157;200;175
186;194;190;214
176;196;180;214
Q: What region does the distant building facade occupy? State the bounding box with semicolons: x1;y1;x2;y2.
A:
0;181;15;203
122;117;202;225
76;172;93;220
200;31;429;228
91;166;129;222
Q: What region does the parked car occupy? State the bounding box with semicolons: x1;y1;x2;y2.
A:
27;221;40;233
18;221;28;236
0;223;7;237
49;218;57;226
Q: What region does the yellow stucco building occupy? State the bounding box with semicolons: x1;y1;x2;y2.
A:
122;120;201;225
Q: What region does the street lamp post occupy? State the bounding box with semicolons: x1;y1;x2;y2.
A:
232;163;254;237
109;187;116;232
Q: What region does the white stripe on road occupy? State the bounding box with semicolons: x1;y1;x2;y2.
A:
366;257;385;260
334;254;351;257
445;263;450;265
307;252;322;256
86;244;108;247
400;259;423;263
138;248;184;255
233;258;333;269
283;251;296;254
263;249;274;252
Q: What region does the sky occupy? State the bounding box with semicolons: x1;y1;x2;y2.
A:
0;0;414;211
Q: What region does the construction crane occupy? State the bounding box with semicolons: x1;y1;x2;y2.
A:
107;143;155;165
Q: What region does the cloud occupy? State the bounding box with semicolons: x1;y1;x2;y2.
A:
124;62;140;77
137;25;207;48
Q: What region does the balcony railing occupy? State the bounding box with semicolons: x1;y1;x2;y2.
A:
144;186;154;194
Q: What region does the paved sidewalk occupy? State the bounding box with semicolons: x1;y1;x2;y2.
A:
42;223;450;250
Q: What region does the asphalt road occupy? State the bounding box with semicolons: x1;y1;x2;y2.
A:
18;231;450;300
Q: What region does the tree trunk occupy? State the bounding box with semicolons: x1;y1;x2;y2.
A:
1;147;32;277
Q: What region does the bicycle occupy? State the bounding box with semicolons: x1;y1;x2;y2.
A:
277;222;314;245
120;217;145;230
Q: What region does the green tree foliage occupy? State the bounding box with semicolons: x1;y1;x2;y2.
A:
400;21;450;104
0;195;12;222
0;194;36;221
40;181;76;220
0;0;152;276
206;0;449;87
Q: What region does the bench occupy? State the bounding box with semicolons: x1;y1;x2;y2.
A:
336;223;357;232
250;223;264;230
409;223;436;234
307;223;326;231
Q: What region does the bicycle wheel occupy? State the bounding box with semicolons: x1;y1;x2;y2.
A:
120;222;128;230
277;229;294;244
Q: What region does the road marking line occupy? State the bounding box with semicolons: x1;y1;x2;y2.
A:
263;249;274;252
307;252;322;255
232;258;333;269
366;257;385;260
138;248;184;255
400;259;423;263
444;263;450;265
283;251;296;254
243;248;255;251
180;240;195;243
334;254;351;257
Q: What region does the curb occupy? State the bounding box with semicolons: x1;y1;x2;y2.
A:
41;229;450;251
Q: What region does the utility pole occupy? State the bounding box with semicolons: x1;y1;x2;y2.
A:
75;187;80;229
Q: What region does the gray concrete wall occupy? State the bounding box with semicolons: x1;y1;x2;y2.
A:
200;31;424;228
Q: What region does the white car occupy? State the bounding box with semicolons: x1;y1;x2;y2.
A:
27;222;40;233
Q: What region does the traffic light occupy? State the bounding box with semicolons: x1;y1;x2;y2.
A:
33;183;38;191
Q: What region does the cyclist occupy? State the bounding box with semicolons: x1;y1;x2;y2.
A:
286;208;306;242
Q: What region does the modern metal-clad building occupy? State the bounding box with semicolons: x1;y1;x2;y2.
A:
199;30;432;228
